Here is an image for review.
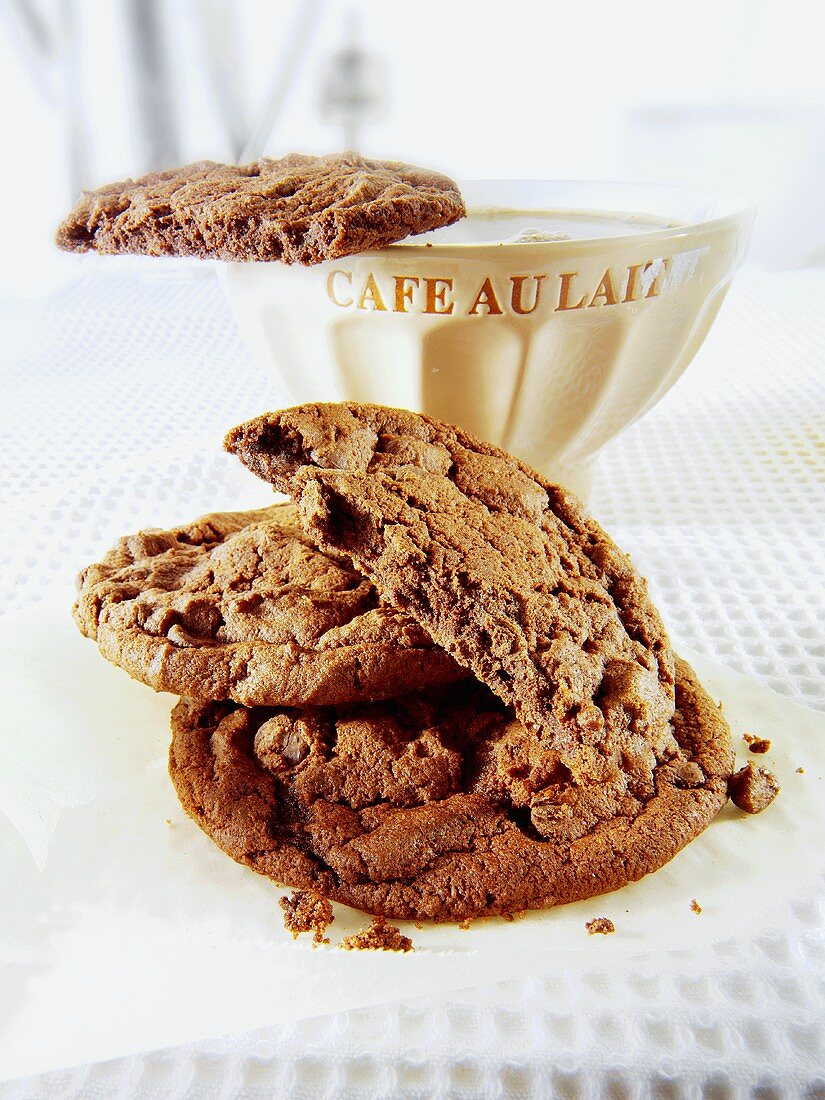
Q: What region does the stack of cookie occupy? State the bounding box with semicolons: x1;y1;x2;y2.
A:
74;401;742;923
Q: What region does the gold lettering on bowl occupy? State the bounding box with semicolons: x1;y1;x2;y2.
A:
510;275;546;315
324;257;676;317
424;277;454;315
469;277;504;316
357;273;387;311
326;269;353;307
394;275;420;313
644;257;671;298
556;272;587;311
588;269;618;308
623;262;645;302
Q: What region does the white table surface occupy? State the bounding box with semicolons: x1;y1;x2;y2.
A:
1;261;823;1098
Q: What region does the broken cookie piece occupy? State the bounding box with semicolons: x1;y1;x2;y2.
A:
585;917;615;935
340;917;413;952
744;734;771;755
225;402;690;843
279;890;334;945
729;762;780;814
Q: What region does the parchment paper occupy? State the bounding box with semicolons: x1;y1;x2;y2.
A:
1;602;823;1081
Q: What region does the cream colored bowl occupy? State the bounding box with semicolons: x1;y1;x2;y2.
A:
218;181;753;498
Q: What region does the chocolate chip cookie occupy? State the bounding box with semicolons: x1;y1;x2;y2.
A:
225;403;676;819
56;153;465;264
74;503;463;707
168;657;733;922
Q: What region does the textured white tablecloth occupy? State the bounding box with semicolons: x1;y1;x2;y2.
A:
1;261;823;1098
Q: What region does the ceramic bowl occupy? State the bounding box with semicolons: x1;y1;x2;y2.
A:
218;180;754;497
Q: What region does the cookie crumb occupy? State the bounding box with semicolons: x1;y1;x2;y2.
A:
796;767;805;775
744;734;771;754
340;917;413;952
458;919;471;931
165;818;173;826
279;890;334;945
585;917;615;936
729;762;780;814
690;899;702;914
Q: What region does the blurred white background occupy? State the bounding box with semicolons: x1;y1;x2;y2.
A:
1;0;824;291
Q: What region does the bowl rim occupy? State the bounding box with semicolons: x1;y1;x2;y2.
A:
379;178;756;255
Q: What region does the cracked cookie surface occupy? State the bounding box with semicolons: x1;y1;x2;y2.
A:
56;153;465;264
168;657;733;922
74;503;464;707
225;403;676;805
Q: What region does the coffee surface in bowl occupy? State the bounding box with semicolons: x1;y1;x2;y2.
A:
408;208;681;245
